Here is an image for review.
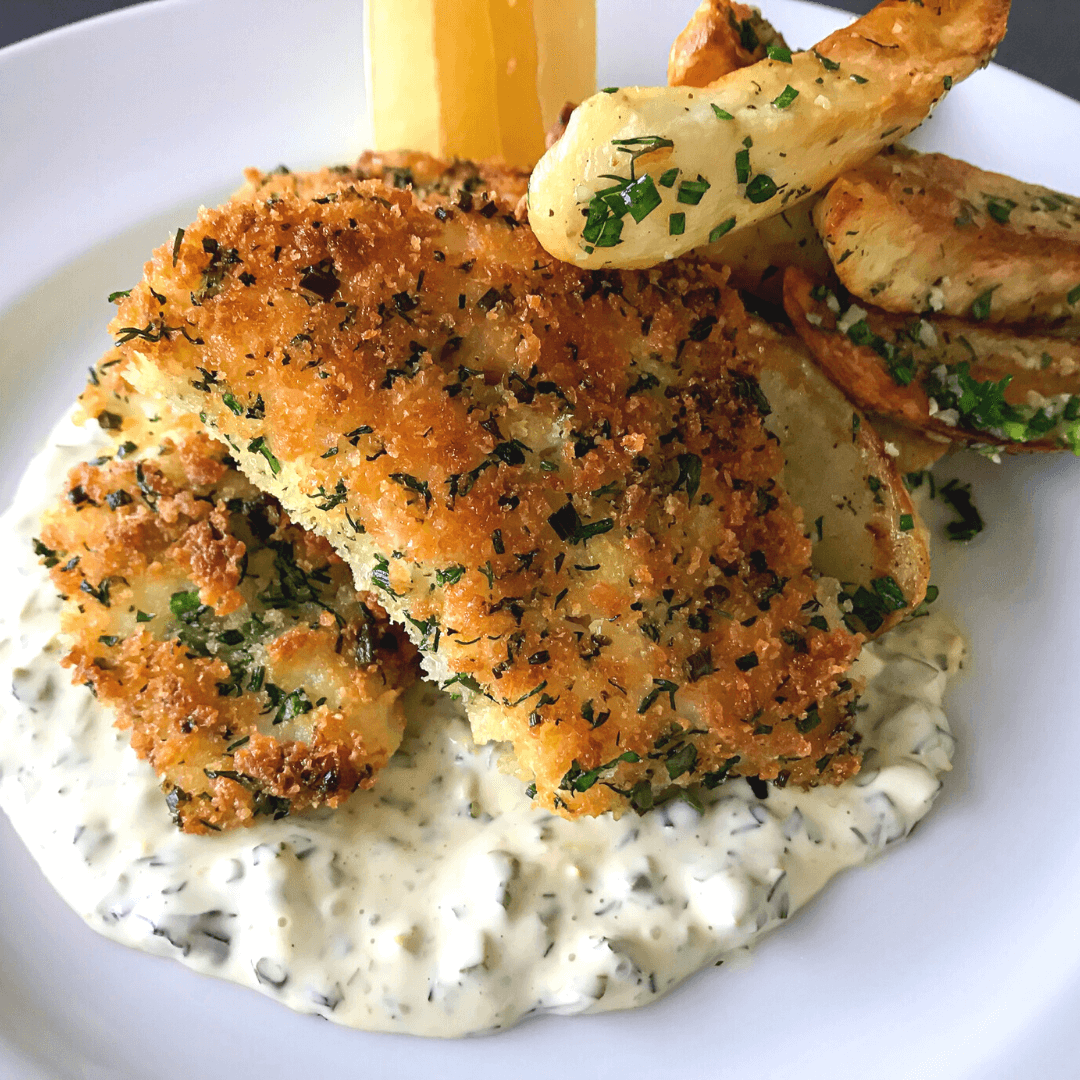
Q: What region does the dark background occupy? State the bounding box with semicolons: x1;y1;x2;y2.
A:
2;0;1078;101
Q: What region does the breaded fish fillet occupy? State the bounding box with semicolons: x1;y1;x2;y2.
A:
37;367;418;833
233;150;530;210
112;175;863;817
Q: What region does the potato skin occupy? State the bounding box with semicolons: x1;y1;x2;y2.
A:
783;267;1080;453
528;0;1010;268
815;145;1080;327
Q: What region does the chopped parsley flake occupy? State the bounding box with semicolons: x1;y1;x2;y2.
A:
772;85;800;109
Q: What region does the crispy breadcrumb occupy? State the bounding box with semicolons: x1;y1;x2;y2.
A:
38;368;418;834
111;174;864;817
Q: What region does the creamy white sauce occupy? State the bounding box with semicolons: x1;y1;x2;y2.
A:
0;412;963;1038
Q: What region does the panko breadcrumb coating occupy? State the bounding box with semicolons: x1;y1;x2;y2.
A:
37;367;418;833
110;167;865;817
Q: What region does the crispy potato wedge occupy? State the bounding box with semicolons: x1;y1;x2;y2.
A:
698;196;833;305
815;145;1080;326
865;414;951;475
784;267;1080;452
748;320;930;636
663;12;834;305
527;0;1010;269
668;1;788;88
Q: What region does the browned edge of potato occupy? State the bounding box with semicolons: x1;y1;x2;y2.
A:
668;1;788;89
783;267;1080;453
747;318;930;636
815;145;1080;328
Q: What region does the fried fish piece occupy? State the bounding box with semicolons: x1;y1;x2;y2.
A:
37;367;418;834
784;268;1080;452
233;150;530;210
111;177;864;817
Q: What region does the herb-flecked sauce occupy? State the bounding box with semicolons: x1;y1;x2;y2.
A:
0;413;964;1037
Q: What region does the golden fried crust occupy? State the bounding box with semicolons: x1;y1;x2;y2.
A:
112;179;863;817
668;1;789;88
784;267;1080;452
38;394;418;834
235;151;530;211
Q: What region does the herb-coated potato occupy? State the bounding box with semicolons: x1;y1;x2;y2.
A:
815;145;1080;327
863;414;951;476
527;0;1010;269
783;267;1080;453
664;4;833;305
699;197;833;306
748;320;930;636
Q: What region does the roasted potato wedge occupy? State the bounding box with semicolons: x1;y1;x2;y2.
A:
815;145;1080;327
663;11;834;305
698;196;833;305
784;268;1080;452
748;320;930;636
864;414;951;475
668;1;788;88
527;0;1009;269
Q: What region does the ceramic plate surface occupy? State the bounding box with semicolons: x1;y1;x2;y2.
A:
2;2;1079;1077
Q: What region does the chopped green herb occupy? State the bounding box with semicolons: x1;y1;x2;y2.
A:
371;554;402;597
169;590;202;617
665;743;698;780
735;148;751;185
658;167;679;188
767;44;792;63
711;103;734;120
389;472;432;508
970;288;996;322
559;750;641;794
985;196;1017;224
745;174;779;203
772;85;799;109
273;687;314;725
637;679;679;714
32;538;60;568
247;436;281;475
939;479;984;542
709;217;737;242
669;212;686;235
677;175;711;205
674;453;702;502
899;513;915;532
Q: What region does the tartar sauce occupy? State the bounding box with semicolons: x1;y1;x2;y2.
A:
0;413;963;1037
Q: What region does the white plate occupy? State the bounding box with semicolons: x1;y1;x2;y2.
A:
2;1;1078;1076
